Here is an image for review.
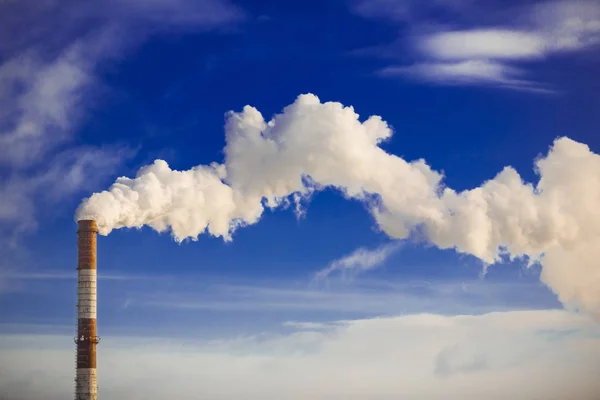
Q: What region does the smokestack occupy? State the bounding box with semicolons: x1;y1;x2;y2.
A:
75;220;99;400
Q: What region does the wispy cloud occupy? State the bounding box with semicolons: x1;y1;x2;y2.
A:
0;0;243;249
0;270;155;281
281;321;338;330
0;271;563;342
130;277;560;317
1;310;599;399
314;242;402;281
352;0;600;91
0;146;131;236
379;60;555;94
351;0;474;23
419;29;547;60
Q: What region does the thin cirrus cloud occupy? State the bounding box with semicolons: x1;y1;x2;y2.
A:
351;0;473;22
314;242;402;281
126;276;559;317
419;30;548;60
378;60;551;93
353;0;600;91
0;270;154;281
1;267;558;319
0;0;243;244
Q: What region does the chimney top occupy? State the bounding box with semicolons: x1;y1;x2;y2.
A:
77;219;98;233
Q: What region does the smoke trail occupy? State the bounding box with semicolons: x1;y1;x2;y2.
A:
76;93;600;319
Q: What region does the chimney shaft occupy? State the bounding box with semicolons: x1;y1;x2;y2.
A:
75;220;99;400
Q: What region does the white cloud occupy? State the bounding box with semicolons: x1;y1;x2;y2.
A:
281;321;336;330
531;0;600;51
0;32;132;237
354;0;600;90
381;60;519;84
1;310;599;399
0;46;88;166
380;60;555;93
420;30;547;60
315;242;402;281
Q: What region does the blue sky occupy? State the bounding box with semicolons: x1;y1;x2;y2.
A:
1;0;600;399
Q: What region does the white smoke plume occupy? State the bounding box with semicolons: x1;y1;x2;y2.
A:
76;93;600;319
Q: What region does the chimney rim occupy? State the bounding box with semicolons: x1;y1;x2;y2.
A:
77;219;98;233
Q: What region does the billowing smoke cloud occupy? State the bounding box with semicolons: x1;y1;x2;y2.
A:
76;93;600;319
